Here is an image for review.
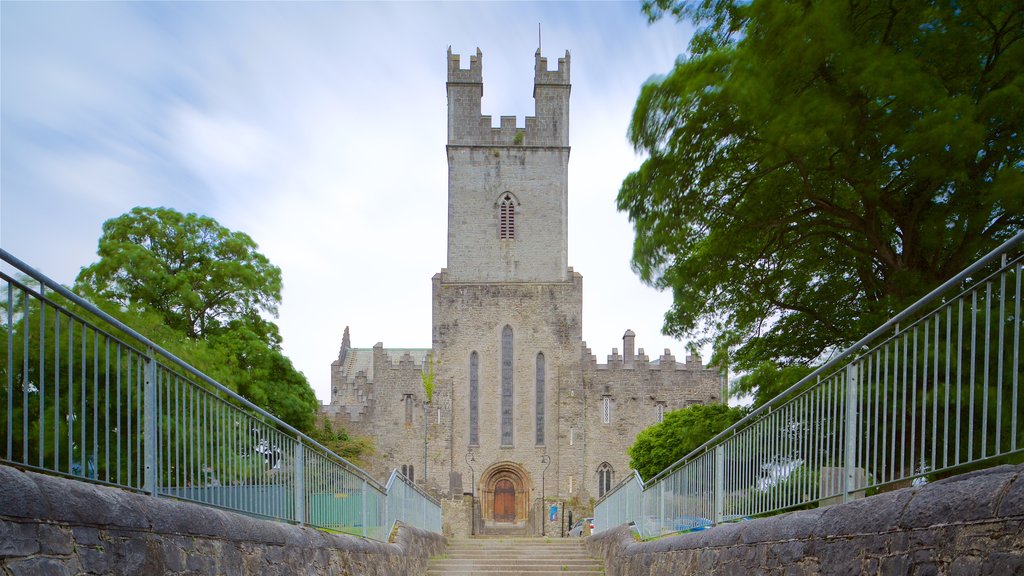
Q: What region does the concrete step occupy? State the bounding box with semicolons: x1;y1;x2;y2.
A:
428;537;604;576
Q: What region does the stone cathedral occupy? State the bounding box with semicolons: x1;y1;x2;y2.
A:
322;48;721;537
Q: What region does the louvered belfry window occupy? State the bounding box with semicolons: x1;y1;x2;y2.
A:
499;194;515;239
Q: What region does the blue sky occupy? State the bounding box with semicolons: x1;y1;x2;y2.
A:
1;2;699;404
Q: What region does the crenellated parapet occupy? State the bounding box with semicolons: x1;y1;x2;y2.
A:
446;47;570;147
587;330;707;372
447;47;482;84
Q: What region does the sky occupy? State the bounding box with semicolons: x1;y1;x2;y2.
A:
1;1;702;405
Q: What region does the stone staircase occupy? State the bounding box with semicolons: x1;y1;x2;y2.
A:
427;537;604;575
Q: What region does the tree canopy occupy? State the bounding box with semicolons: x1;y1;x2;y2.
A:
629;403;746;480
75;207;319;432
621;0;1024;372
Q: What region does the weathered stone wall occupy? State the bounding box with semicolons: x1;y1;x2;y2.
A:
0;463;445;576
434;274;584;507
440;496;473;539
580;343;721;501
588;463;1024;575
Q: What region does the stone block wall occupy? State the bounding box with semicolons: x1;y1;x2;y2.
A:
587;463;1024;575
0;463;445;576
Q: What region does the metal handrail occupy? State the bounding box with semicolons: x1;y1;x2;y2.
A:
0;248;384;492
1;249;443;538
596;230;1023;539
647;229;1024;485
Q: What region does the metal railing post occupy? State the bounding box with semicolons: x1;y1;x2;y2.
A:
844;363;859;503
659;478;665;535
361;478;368;538
294;440;305;525
143;350;158;495
714;445;724;525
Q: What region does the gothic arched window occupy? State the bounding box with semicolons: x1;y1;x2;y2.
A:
469;351;479;446
597;463;614;498
499;194;515;239
501;325;513;445
536;352;545;445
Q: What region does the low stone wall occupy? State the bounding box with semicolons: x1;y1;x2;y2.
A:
588;463;1024;575
0;463;445;575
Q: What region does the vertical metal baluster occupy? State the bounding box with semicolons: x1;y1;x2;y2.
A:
127;353;133;486
956;298;963;466
969;290;976;462
175;376;181;491
38;286;45;469
872;351;880;486
944;306;951;470
67;319;73;474
932;314;939;471
910;327;918;478
80;323;86;477
116;345;121;487
899;330;907;482
995;255;1006;455
54;312;61;474
1013;262;1020;451
295;439;305;525
920;321;928;478
92;328;98;479
22;287;29;463
104;338;110;482
137;357;143;487
881;343;889;484
982;281;991;458
5;281;11;461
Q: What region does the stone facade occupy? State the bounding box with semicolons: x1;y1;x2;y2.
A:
321;48;721;536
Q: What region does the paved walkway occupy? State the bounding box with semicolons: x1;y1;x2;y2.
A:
427;537;605;575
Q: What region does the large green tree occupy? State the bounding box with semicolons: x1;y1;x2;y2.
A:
629;403;746;480
74;207;319;431
621;0;1023;372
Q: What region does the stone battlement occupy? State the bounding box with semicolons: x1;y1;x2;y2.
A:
446;47;570;147
583;330;710;372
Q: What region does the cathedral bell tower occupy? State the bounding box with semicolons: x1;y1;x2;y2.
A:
433;47;583;535
444;47;571;282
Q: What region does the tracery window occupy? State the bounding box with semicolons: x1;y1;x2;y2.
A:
499;194;515;239
602;396;612;424
597;463;614;497
501;325;513;445
469;352;479;446
536;352;545;445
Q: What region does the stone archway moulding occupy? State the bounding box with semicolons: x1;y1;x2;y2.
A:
479;461;532;525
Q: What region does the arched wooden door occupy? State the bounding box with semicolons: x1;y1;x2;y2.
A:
493;479;516;522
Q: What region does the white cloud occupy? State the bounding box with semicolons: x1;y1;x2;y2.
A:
2;2;708;404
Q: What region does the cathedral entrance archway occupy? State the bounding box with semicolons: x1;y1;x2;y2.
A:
480;461;531;528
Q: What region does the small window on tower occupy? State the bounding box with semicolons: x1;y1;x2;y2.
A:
499;194;515;239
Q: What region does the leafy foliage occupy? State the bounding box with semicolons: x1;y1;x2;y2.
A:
731;362;814;409
74;207;319;432
629;403;746;480
621;0;1024;372
76;207;281;340
308;419;374;468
